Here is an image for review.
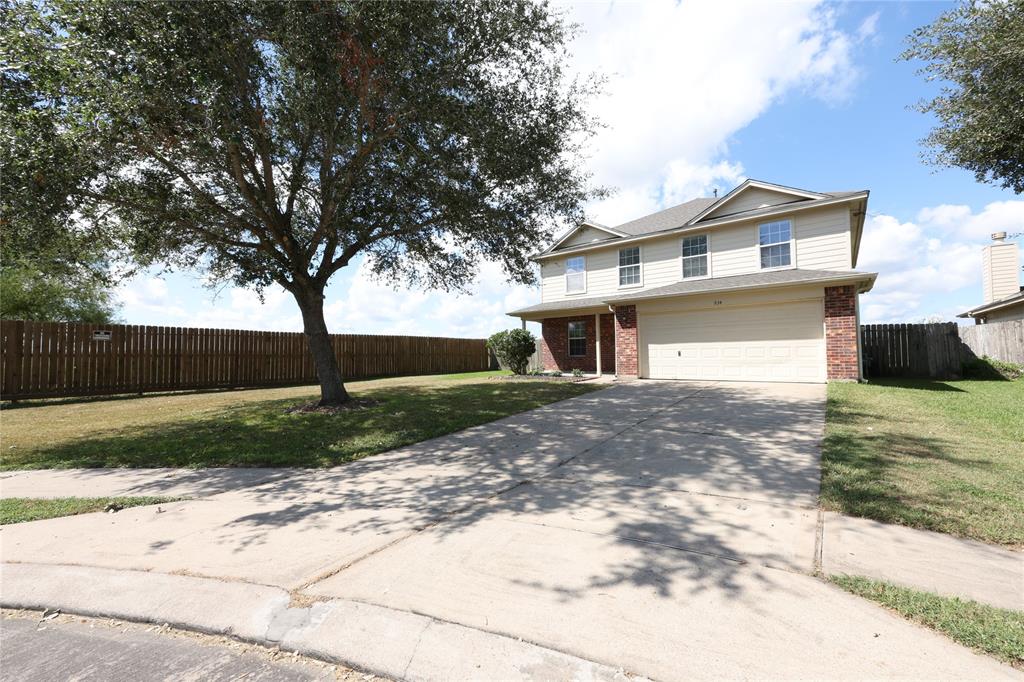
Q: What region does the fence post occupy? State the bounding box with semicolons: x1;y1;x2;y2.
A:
3;320;25;399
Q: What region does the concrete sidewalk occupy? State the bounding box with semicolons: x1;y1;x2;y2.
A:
1;609;349;681
821;512;1024;611
2;381;1021;680
0;467;298;500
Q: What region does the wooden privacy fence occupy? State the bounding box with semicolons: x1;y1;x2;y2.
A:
860;323;963;379
959;320;1024;365
1;321;490;400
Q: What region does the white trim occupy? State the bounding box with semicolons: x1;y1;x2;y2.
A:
564;254;587;295
688;179;827;224
680;232;711;281
541;221;627;255
532;192;868;262
756;218;796;271
617;244;644;289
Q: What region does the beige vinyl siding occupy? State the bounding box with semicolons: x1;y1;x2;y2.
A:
793;206;852;270
703;187;806;220
983;243;1021;303
709;223;755;277
561;226;618;248
539;206;854;303
985;304;1024;323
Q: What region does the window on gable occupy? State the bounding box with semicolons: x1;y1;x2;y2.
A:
759;219;792;269
681;235;708;279
568;320;586;357
565;256;586;293
618;247;641;286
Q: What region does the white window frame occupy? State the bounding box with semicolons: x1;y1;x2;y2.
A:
617;246;643;289
680;233;711;280
567;320;586;357
757;218;795;271
565;255;587;295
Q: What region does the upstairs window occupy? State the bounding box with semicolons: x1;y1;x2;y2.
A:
565;256;586;293
681;235;708;279
568;320;586;356
618;247;641;286
759;219;792;269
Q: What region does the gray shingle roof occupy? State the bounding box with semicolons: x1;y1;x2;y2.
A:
545;189;869;258
958;289;1024;317
613;198;718;236
508;269;876;317
507;295;610;316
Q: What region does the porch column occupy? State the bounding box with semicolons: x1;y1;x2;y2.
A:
594;313;602;376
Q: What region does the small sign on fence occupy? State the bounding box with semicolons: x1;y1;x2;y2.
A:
92;330;112;341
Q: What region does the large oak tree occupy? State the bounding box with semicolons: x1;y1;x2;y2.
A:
1;0;602;404
903;0;1024;193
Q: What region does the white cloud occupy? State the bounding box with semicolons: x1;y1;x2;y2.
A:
915;201;1024;241
323;259;536;338
569;0;869;225
859;201;1024;323
116;276;188;319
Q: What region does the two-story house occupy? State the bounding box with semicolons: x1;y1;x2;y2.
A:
508;179;877;382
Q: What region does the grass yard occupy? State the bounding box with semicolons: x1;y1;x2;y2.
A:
830;574;1024;667
0;497;181;524
0;371;604;469
821;379;1024;547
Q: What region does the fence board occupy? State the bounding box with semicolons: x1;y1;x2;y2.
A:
959;320;1024;365
861;322;964;379
0;321;491;400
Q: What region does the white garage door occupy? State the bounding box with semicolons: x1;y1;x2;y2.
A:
641;299;825;383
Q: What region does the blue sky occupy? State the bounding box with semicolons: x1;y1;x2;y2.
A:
118;1;1023;335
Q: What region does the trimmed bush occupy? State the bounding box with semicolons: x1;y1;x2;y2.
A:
487;329;537;375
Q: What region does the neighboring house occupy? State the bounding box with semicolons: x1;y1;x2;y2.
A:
957;232;1024;324
508;179;877;383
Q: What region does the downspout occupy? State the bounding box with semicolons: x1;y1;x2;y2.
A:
855;289;864;382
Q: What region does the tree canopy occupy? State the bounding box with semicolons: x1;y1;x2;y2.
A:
0;257;120;324
902;0;1024;193
1;0;602;403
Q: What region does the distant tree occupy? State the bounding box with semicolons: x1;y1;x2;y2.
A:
0;258;120;323
902;1;1024;193
1;1;602;405
487;328;537;375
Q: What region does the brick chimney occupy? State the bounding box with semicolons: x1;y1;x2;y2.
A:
982;232;1021;303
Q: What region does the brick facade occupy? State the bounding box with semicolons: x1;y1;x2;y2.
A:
540;314;615;373
613;305;639;378
824;285;859;380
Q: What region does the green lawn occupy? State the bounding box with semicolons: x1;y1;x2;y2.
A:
830;574;1024;667
0;496;181;524
0;371;603;469
821;379;1024;547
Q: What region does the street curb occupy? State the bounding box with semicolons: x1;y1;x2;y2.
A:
0;563;643;682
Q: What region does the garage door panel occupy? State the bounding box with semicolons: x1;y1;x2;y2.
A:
640;299;825;383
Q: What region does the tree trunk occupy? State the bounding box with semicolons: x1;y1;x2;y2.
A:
294;287;349;405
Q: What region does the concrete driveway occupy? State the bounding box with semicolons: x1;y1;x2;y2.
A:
2;381;1017;680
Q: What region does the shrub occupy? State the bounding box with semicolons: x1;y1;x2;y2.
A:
962;355;1024;380
487;328;537;375
571;368;584;377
